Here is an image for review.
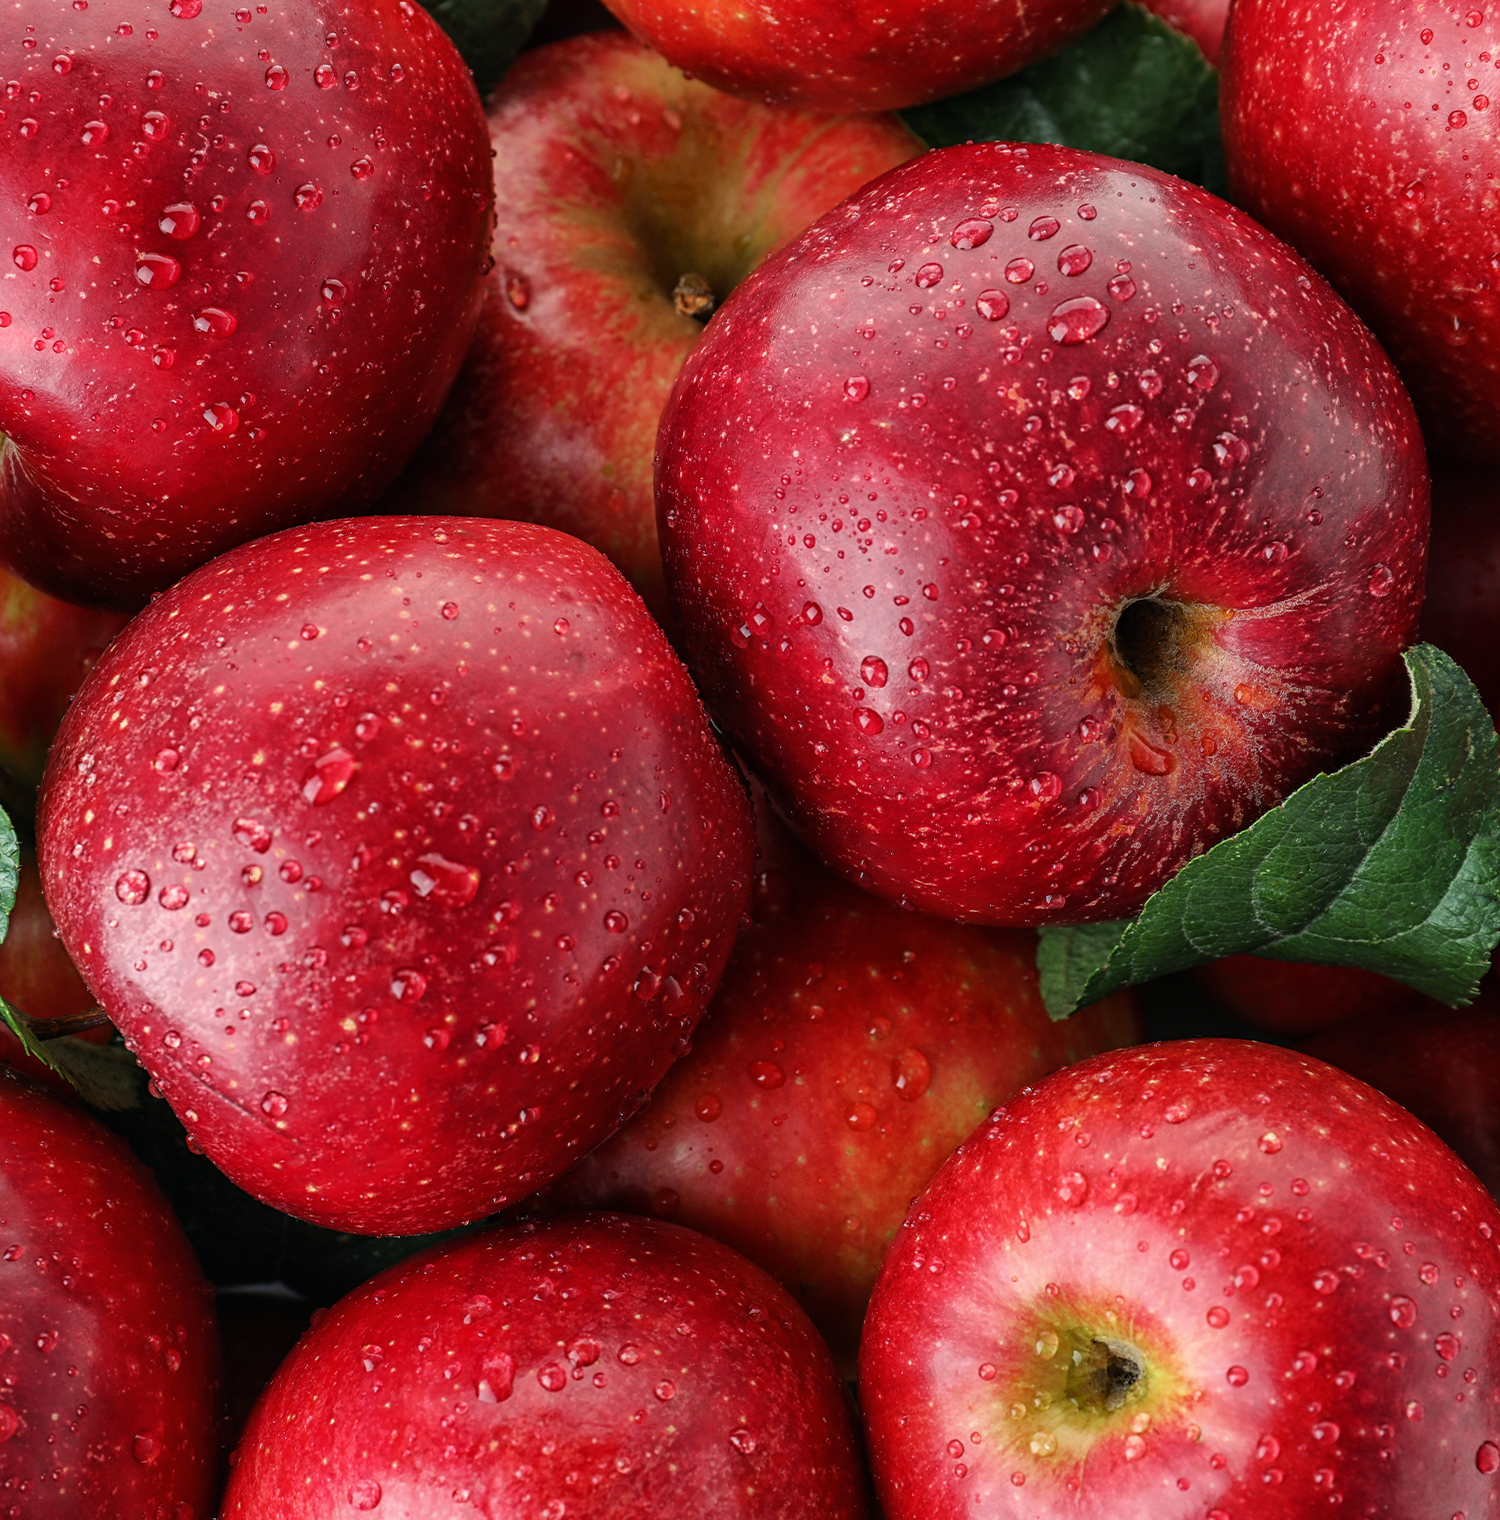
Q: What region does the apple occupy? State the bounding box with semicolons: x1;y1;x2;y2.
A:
1137;0;1230;63
1418;460;1500;719
544;809;1140;1371
37;516;755;1236
1187;954;1423;1037
221;1212;872;1517
0;853;114;1097
860;1038;1500;1517
381;31;921;625
596;0;1117;113
1220;0;1500;462
0;1066;220;1517
0;0;493;611
0;566;127;819
1300;980;1500;1200
656;142;1428;927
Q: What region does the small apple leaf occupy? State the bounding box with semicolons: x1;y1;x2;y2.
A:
0;995;143;1111
1038;645;1500;1018
0;803;19;943
902;2;1228;199
420;0;547;95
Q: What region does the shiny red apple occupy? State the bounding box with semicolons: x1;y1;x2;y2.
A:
1221;0;1500;461
384;31;919;623
38;516;754;1236
657;142;1427;926
222;1213;871;1518
861;1039;1500;1517
1139;0;1229;62
0;0;492;610
598;0;1116;113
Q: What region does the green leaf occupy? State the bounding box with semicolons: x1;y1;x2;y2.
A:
0;804;20;943
0;994;143;1111
902;2;1228;199
1038;645;1500;1017
420;0;547;95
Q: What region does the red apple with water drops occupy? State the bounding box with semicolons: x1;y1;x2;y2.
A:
0;0;492;610
598;0;1116;113
657;142;1428;926
37;516;754;1236
0;1067;220;1518
221;1212;871;1518
546;814;1139;1370
383;30;920;623
861;1039;1500;1518
1221;0;1500;462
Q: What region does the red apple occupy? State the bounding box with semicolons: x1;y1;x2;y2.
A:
37;516;754;1236
861;1038;1500;1517
1188;953;1423;1037
1137;0;1230;63
1419;460;1500;718
657;142;1427;927
1301;980;1500;1200
598;0;1116;113
382;32;920;624
545;815;1140;1370
1221;0;1500;462
222;1213;872;1517
0;567;127;817
0;0;493;611
0;1067;220;1517
0;853;114;1097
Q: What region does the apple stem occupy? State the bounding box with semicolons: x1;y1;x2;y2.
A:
673;272;716;319
1065;1335;1146;1414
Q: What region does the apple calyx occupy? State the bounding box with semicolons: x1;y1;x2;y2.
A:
1105;595;1225;705
1064;1332;1148;1415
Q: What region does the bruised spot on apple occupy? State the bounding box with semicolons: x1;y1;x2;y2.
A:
37;517;754;1236
658;142;1428;926
861;1039;1500;1516
382;31;921;624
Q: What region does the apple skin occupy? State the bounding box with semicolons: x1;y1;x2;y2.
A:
382;31;920;625
1188;954;1422;1037
543;814;1140;1371
1419;461;1500;719
1137;0;1230;63
1221;0;1500;463
0;1067;220;1518
598;0;1116;114
36;516;754;1236
221;1212;872;1518
0;566;127;817
860;1038;1500;1518
0;0;493;611
657;142;1427;927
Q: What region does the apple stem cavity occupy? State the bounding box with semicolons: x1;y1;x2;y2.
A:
1065;1333;1147;1415
672;271;717;319
1107;594;1221;701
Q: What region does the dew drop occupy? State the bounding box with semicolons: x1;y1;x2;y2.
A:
14;244;40;271
1313;1271;1341;1296
391;967;427;1002
976;288;1010;320
951;218;993;249
260;1090;288;1118
915;262;944;288
1390;1296;1418;1329
1056;1170;1089;1205
1368;563;1395;597
1004;257;1034;284
1187;354;1219;390
844;375;869;401
115;869;150;905
302;747;355;804
132;1432;161;1463
1047;296;1110;345
265;63;288;88
1057;244;1092;276
294;183;323;210
845;1101;879;1130
140;110;170;141
347;1479;382;1511
1478;1441;1500;1474
1226;1366;1249;1387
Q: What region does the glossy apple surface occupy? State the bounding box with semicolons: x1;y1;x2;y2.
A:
0;0;492;610
384;31;920;624
547;818;1139;1369
37;517;754;1235
861;1039;1500;1517
222;1213;871;1518
0;1068;220;1517
1138;0;1229;62
599;0;1116;113
1221;0;1500;462
657;142;1427;926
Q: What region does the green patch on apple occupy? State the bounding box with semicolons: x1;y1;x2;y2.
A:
902;2;1228;198
1040;644;1500;1017
419;0;547;93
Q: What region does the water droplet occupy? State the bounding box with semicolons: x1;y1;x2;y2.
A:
409;852;480;909
261;1090;288;1118
854;707;884;735
1258;1131;1283;1154
1105;404;1143;434
158;884;189;910
158;201;200;239
193;307;237;337
1390;1295;1418;1329
294;183;323;210
1004;257;1034;284
1124;468;1151;498
169;0;202;15
132;1432;161;1462
973;287;1011;321
1028;216;1060;241
0;1405;16;1442
13;246;39;272
302;747;355;804
844;374;869;401
350;156;374;180
314;62;337;88
1187;354;1219;390
348;1479;382;1511
695;1093;722;1121
1047;296;1110;345
1029;1430;1057;1455
391;967;427;1002
135;252;182;290
140;109;170;141
233;818;273;853
1213;432;1250;466
951;218;993;249
80;118;110;146
1207;1305;1230;1329
845;1101;879;1130
1028;771;1062;801
892;1047;931;1100
860;655;889;688
1056;1170;1089;1205
654;1378;677;1401
729;1427;757;1454
1478;1441;1500;1473
247;200;270;224
1368;563;1395;597
265;63;288;89
1107;273;1137;301
915;262;944;288
1226;1366;1249;1387
1057;244;1092;276
1313;1271;1341;1296
53;52;75;73
748;1059;785;1089
115;869;150;905
27;192;53;215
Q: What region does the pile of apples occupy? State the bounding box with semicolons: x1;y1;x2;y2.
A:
2;0;1499;1515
